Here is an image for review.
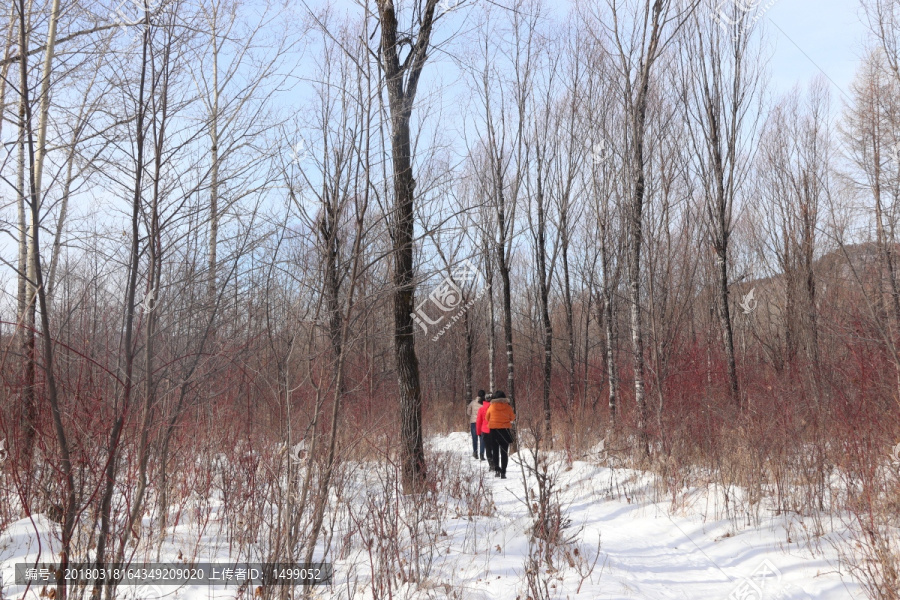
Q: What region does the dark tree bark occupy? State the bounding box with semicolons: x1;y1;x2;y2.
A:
484;234;496;391
534;146;553;444
495;177;517;410
464;307;473;405
118;23;173;570
374;0;440;493
682;8;763;410
93;15;152;599
560;205;577;412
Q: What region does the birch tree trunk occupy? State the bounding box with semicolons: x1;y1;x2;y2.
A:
15;0;36;485
607;0;679;455
17;0;74;595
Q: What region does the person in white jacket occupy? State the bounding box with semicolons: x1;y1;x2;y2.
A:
467;390;486;458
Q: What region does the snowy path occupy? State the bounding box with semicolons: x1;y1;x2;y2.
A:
427;432;862;600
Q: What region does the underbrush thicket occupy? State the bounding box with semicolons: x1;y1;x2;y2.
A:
1;319;899;599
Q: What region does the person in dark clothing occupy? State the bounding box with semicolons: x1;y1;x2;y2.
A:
485;390;515;478
468;390;486;458
492;428;514;478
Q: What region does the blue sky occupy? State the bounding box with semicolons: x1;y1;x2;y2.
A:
760;0;869;100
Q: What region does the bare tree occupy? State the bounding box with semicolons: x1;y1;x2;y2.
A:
286;8;376;566
373;0;440;493
598;0;691;453
756;80;832;391
469;0;543;420
524;27;557;443
680;4;764;409
195;0;293;307
579;27;623;422
484;231;496;390
15;0;74;595
553;33;587;416
842;41;900;397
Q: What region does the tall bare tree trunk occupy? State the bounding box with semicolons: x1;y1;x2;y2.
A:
304;199;367;566
18;0;74;595
535;171;552;444
375;0;439;493
464;307;473;404
609;0;673;456
25;0;61;344
496;189;517;409
118;33;172;572
93;17;150;599
560;208;577;411
15;0;36;489
208;27;220;306
485;236;496;391
19;0;60;487
600;256;618;421
683;9;764;410
717;249;740;405
17;89;36;477
626;186;649;454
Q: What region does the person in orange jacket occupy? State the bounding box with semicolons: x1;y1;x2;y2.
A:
485;390;515;478
475;393;491;464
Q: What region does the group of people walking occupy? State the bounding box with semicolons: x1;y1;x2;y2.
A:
467;390;516;479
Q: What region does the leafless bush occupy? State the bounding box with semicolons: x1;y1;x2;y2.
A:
334;442;497;598
843;525;900;600
428;450;495;519
835;457;900;600
515;422;589;599
344;457;437;598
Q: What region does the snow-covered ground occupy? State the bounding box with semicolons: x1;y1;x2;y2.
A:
0;432;864;599
422;434;861;600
